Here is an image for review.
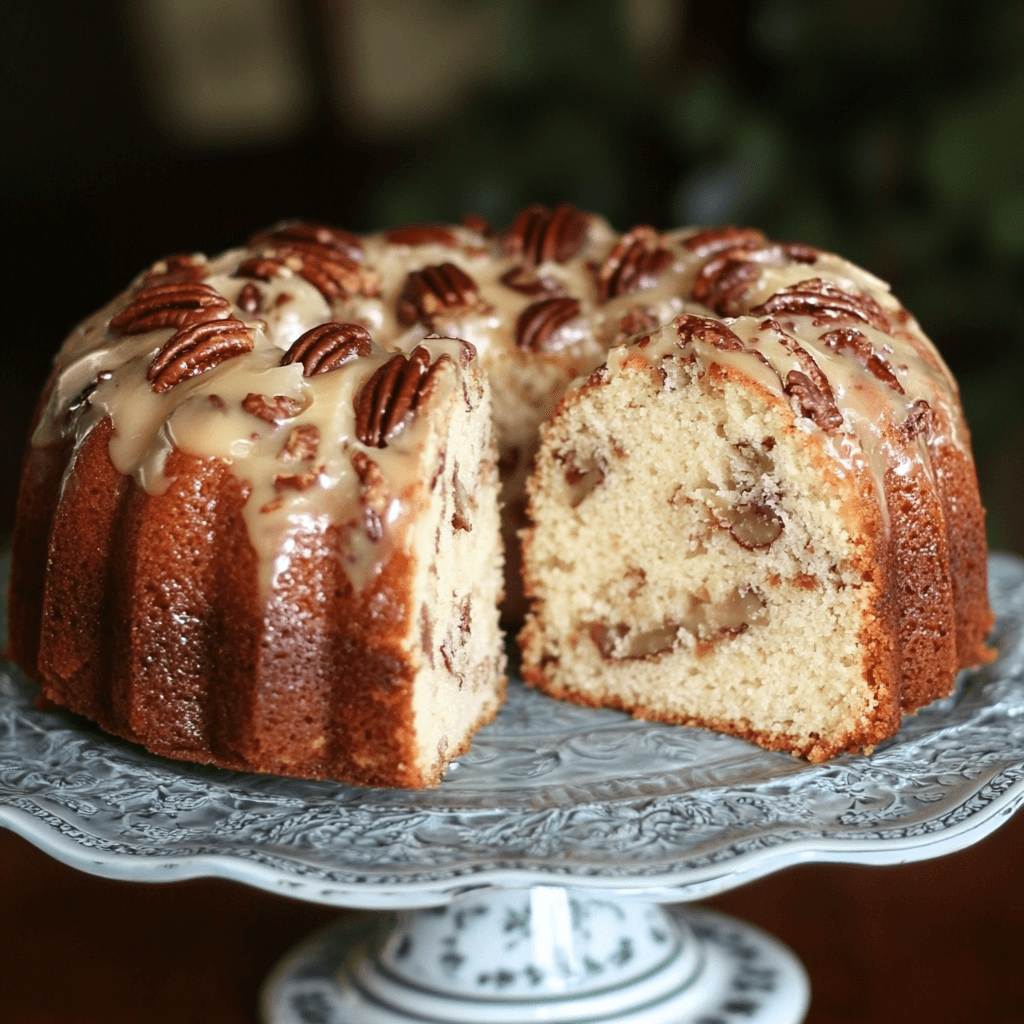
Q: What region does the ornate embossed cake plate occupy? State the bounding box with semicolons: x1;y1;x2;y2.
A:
3;552;1023;1023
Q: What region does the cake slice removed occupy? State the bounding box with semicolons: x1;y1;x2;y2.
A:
519;313;991;762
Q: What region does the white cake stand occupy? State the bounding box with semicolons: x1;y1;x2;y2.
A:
2;552;1022;1024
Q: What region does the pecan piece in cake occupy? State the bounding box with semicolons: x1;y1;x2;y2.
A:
282;322;373;375
516;297;583;352
396;263;479;326
147;317;254;393
752;279;891;333
354;346;453;448
110;281;230;335
674;313;744;351
899;398;934;442
385;224;460;247
504;203;590;266
820;327;904;393
720;502;784;550
242;393;305;424
248;219;364;263
683;226;767;258
452;469;473;531
597;226;673;301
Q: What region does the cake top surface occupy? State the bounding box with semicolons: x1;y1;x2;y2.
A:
37;208;968;585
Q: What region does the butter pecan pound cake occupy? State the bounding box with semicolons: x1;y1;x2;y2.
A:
519;232;993;761
8;212;994;777
8;227;504;788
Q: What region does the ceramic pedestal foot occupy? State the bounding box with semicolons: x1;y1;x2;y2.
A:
261;888;809;1024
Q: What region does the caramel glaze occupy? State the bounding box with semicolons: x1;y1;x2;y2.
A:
10;416;455;787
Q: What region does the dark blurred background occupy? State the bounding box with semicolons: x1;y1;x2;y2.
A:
2;0;1022;549
2;4;1023;1024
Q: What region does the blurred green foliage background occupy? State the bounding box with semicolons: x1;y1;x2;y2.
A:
364;0;1022;551
2;0;1021;548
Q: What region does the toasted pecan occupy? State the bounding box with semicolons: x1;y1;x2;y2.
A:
147;317;254;393
597;225;672;301
516;297;582;352
354;346;453;447
282;322;373;375
110;281;230;335
396;263;478;326
504;203;590;266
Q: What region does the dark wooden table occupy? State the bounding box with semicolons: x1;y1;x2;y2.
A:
2;806;1022;1024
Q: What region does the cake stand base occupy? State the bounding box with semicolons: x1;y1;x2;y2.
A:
260;888;809;1024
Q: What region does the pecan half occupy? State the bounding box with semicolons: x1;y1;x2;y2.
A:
683;226;767;258
618;307;660;338
761;318;843;430
282;322;373;375
819;327;904;393
237;282;262;314
674;313;744;351
385;224;460;247
242;393;304;424
499;266;563;297
234;257;282;282
141;253;208;287
751;279;891;333
110;282;230;335
461;213;491;235
504;203;590;266
281;247;371;301
236;247;373;302
147;317;254;393
354;346;453;447
690;247;763;317
597;226;673;301
397;263;479;325
516;297;582;352
780;242;819;263
248;220;364;263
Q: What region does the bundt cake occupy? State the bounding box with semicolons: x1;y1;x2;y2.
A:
7;210;993;780
8;230;505;788
519;231;994;761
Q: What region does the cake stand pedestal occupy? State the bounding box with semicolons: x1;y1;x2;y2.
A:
2;553;1022;1024
260;893;808;1024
